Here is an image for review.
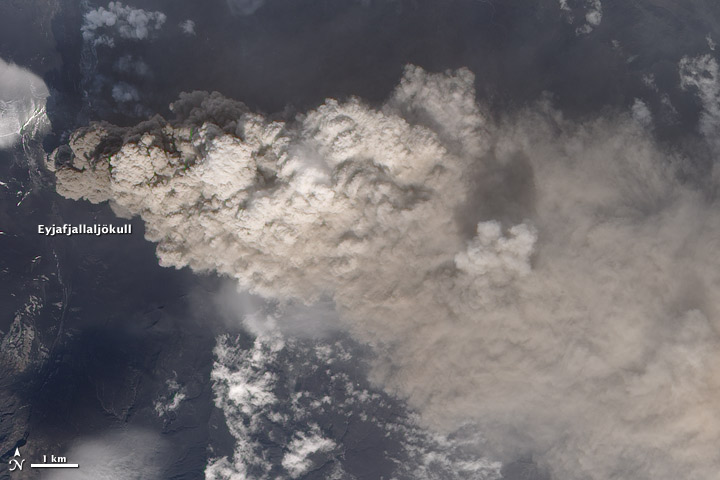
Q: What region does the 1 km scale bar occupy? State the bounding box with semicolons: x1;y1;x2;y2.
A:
8;447;80;473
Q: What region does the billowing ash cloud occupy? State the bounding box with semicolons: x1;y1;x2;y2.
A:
49;65;720;480
82;2;166;47
0;58;49;149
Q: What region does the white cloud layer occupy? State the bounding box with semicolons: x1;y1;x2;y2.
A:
50;65;720;480
558;0;603;35
0;58;50;149
281;428;336;478
45;429;167;479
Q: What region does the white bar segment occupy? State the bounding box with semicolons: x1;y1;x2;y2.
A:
30;464;79;468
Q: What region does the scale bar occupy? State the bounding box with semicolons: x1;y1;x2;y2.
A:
30;464;79;468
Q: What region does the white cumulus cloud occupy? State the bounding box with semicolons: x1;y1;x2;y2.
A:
180;19;196;36
205;333;502;480
226;0;266;16
558;0;603;35
154;376;187;417
82;2;166;47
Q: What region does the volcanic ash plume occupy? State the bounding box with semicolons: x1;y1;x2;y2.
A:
49;66;720;480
